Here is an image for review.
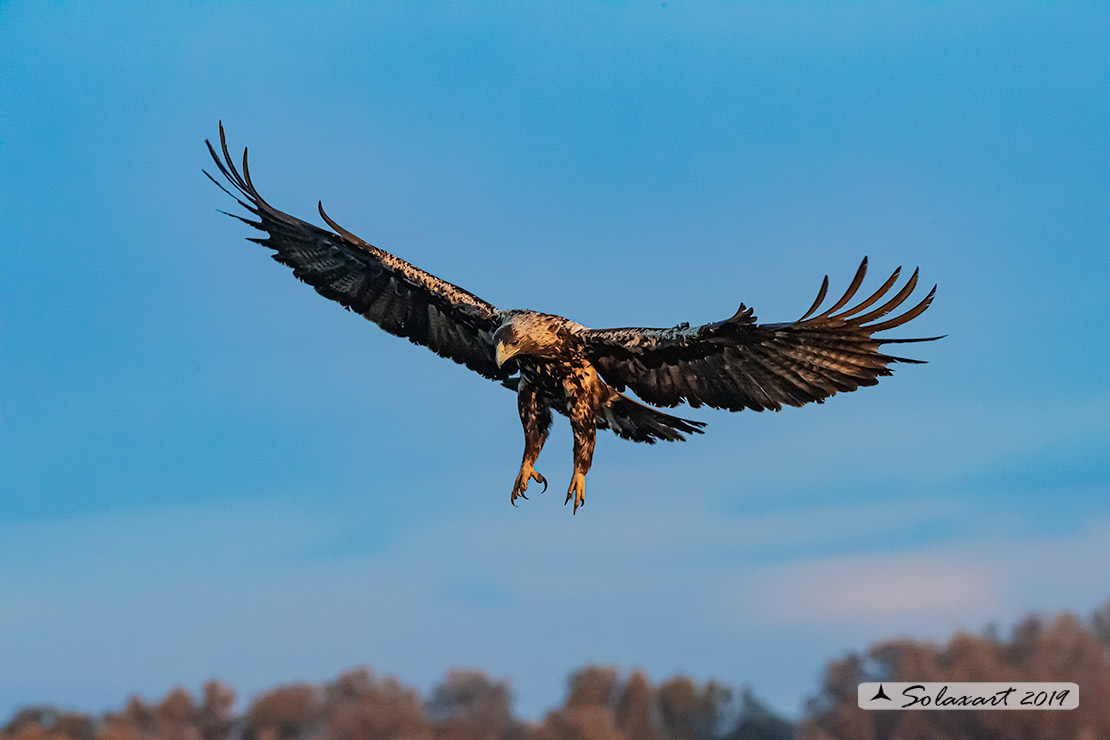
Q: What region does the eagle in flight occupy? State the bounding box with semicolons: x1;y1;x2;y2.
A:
206;124;939;513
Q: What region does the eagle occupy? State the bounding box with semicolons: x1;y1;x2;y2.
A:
206;124;939;513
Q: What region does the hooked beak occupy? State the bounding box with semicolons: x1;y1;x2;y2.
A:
495;341;519;368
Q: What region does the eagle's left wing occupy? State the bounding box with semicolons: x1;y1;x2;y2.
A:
582;258;939;411
206;124;508;380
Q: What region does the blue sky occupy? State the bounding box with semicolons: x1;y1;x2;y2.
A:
2;0;1108;721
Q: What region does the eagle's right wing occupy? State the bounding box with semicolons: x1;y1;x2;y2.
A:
206;124;509;381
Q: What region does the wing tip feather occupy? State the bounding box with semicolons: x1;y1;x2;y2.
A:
318;201;368;246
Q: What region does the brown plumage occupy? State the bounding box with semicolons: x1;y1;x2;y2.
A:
206;124;940;513
584;258;938;412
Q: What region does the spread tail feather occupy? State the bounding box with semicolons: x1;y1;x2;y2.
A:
500;378;705;443
600;391;706;443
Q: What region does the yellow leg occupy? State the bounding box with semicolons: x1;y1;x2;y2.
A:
565;471;587;514
511;461;547;506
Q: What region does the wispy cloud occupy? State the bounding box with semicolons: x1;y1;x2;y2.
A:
716;512;1110;638
734;552;1001;629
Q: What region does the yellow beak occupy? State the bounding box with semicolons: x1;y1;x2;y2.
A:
495;341;519;368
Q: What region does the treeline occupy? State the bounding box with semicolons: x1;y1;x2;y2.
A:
1;669;789;740
799;604;1110;740
7;604;1110;740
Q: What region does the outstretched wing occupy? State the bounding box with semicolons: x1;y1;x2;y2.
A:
582;258;940;411
206;123;508;380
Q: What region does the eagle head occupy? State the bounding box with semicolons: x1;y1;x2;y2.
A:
493;312;572;367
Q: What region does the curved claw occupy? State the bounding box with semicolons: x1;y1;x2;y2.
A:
564;472;587;515
511;465;546;506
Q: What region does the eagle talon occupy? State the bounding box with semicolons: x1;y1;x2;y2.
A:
565;473;587;514
511;464;546;506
